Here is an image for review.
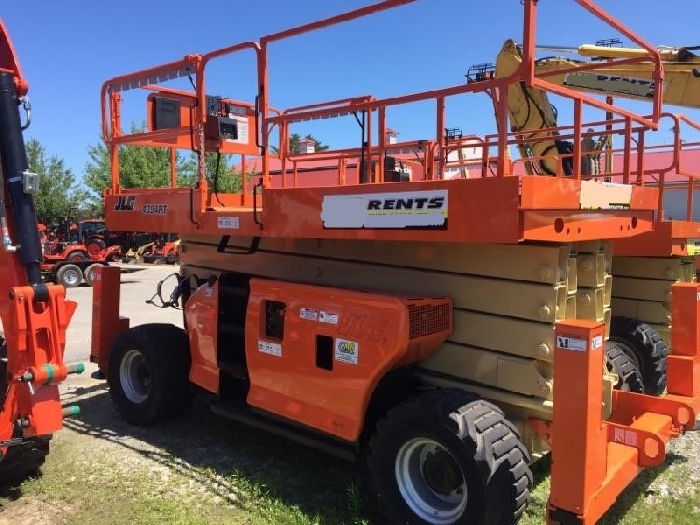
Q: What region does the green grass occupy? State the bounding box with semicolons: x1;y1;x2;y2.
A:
1;386;698;524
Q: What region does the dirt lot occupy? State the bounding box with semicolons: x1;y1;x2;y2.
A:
0;266;699;524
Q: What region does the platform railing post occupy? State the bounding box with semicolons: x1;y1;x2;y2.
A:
90;265;130;377
548;319;607;524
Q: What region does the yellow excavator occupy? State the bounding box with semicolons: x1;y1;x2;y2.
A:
468;39;700;175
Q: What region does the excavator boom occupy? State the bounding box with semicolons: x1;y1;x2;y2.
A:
534;45;700;108
491;39;573;176
480;38;700;175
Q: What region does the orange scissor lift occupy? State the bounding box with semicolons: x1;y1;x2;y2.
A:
91;1;700;523
607;114;700;369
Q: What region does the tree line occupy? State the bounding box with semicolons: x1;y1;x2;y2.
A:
27;128;328;226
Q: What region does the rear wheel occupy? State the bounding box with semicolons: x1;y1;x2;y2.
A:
56;264;83;288
107;323;192;426
610;316;668;396
367;388;532;524
83;263;102;287
86;236;106;256
605;340;645;393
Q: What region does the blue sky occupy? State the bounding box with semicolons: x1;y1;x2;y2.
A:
3;0;698;183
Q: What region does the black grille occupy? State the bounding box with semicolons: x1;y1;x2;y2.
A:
408;302;450;339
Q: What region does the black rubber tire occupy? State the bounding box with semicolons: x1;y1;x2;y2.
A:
66;251;88;262
0;437;50;484
83;263;102;287
56;263;83;288
605;340;645;393
107;323;192;426
610;316;668;396
0;336;50;483
367;388;532;525
86;236;106;250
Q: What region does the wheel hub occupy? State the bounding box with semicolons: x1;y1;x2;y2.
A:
423;450;462;495
65;269;80;285
120;349;151;404
395;437;468;524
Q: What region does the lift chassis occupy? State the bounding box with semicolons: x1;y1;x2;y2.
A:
91;1;700;523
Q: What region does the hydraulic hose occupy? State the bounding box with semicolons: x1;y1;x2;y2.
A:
0;72;47;301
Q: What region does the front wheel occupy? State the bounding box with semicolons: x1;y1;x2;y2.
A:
367;388;532;525
107;323;192;426
66;251;88;262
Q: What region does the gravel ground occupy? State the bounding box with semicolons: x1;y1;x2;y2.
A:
0;265;699;524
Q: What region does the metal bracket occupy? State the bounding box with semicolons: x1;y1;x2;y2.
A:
0;438;24;448
22;169;38;194
253;177;263;230
216;235;261;255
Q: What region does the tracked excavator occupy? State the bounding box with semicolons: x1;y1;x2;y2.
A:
467;38;700;399
467;38;700;176
0;18;83;482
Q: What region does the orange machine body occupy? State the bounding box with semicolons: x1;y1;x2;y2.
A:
184;276;452;442
183;277;221;394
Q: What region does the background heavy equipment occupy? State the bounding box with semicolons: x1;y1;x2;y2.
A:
89;1;700;524
467;37;700;396
0;18;82;482
36;221;121;287
140;234;180;265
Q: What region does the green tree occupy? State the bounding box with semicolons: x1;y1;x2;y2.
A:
178;152;244;194
84;122;262;212
83;123;193;214
271;133;329;155
25;138;89;225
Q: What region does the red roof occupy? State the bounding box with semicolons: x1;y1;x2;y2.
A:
612;146;700;184
238;145;700;190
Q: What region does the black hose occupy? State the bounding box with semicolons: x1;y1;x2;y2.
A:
0;72;47;301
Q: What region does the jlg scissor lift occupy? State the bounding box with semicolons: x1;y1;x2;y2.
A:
90;1;700;523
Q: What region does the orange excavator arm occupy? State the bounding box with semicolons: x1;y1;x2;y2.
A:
0;18;27;97
0;17;82;480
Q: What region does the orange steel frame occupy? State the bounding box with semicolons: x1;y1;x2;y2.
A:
95;1;700;524
0;18;79;459
100;0;667;245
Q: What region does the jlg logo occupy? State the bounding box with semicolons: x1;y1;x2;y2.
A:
114;195;136;211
